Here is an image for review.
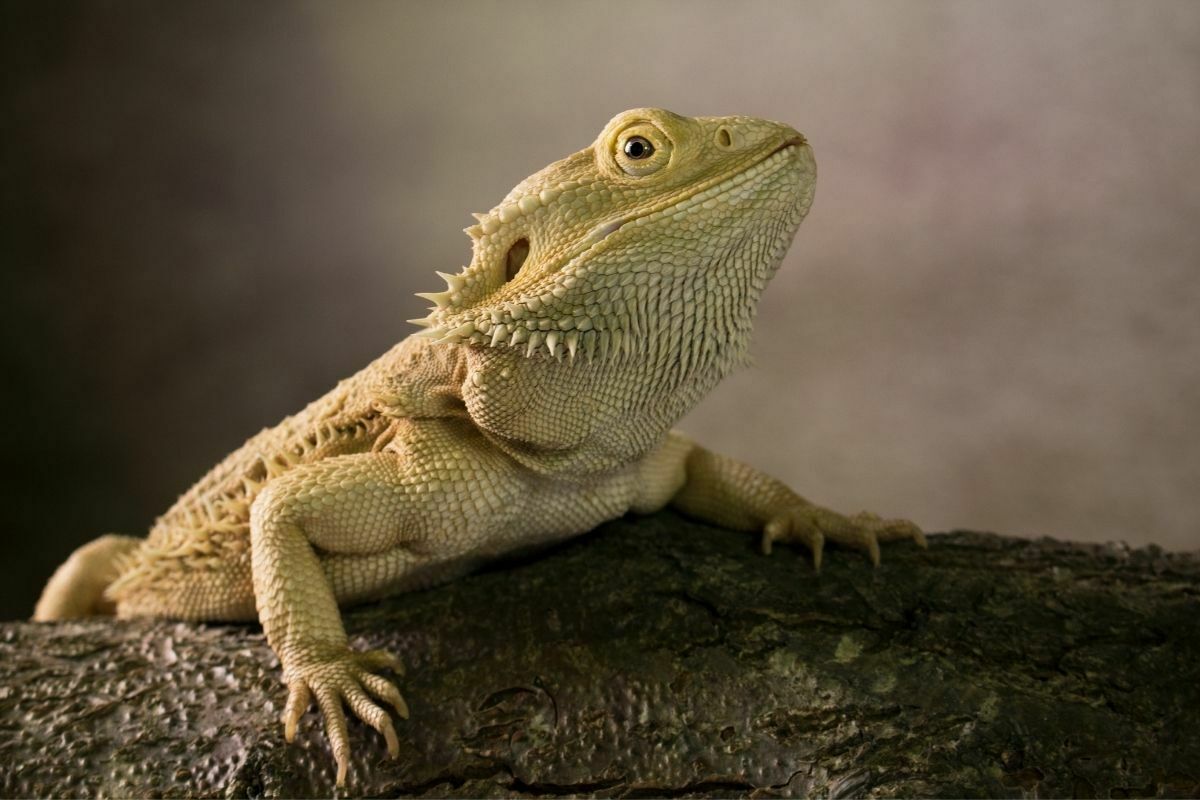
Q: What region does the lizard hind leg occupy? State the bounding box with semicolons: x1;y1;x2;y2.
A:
33;534;143;620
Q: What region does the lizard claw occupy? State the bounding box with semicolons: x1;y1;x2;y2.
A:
761;506;924;567
356;648;406;676
762;516;824;570
280;645;407;786
848;511;927;555
282;682;311;743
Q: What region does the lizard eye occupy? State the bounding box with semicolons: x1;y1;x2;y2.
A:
623;136;653;159
613;125;672;177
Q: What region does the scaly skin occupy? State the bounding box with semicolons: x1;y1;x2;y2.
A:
34;108;925;786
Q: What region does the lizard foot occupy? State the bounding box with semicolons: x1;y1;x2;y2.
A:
761;505;926;570
280;646;409;786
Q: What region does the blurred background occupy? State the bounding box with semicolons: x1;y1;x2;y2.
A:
3;1;1198;620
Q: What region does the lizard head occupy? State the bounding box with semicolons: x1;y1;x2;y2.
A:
411;107;815;369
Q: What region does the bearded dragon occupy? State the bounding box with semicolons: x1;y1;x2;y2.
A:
34;108;925;786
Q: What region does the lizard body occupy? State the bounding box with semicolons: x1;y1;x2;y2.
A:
35;108;924;785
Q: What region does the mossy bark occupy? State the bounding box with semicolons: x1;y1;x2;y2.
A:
2;512;1198;798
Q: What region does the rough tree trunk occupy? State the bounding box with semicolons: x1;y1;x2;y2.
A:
1;512;1197;798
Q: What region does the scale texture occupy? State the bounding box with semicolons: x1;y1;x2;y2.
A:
31;108;928;782
4;512;1199;798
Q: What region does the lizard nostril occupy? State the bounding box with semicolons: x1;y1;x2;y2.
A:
505;238;529;282
715;126;733;149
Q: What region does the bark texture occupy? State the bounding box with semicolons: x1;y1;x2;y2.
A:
2;512;1198;798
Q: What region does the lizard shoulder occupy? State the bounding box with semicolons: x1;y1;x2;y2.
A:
628;430;694;514
361;336;470;421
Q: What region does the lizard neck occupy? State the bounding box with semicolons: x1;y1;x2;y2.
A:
458;304;754;474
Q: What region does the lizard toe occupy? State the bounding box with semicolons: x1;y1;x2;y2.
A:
281;682;311;743
313;685;352;786
761;513;824;570
879;518;927;548
281;646;410;786
362;672;410;719
343;686;400;759
356;648;405;676
762;505;925;567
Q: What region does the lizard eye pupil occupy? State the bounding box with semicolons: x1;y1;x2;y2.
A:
623;136;653;160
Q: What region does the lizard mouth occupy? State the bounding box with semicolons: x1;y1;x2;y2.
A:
772;135;808;154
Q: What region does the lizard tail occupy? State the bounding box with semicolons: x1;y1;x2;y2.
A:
33;534;143;620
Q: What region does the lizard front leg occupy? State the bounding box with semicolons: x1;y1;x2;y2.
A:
250;452;419;786
638;432;925;568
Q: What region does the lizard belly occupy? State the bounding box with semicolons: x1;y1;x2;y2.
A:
319;416;641;605
476;467;643;556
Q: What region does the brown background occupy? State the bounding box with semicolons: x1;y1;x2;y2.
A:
3;1;1198;620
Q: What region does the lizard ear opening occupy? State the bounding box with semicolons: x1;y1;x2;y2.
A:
505;238;529;282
